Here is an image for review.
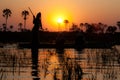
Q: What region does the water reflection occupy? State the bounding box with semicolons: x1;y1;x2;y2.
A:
31;48;40;80
0;45;120;80
56;48;83;80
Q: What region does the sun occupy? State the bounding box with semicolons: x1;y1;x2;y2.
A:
46;9;73;31
57;18;63;24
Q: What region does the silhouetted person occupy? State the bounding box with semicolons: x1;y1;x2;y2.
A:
31;12;42;80
31;12;42;54
32;12;42;31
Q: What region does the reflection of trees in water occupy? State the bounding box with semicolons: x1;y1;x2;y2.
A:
39;49;62;80
36;48;120;80
0;47;120;80
56;49;83;80
102;47;120;80
103;67;118;80
83;48;120;80
39;49;83;80
0;48;31;80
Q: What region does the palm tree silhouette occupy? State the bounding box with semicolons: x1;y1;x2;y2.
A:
22;10;29;30
2;23;6;31
18;23;23;32
2;8;12;30
0;26;2;31
9;25;13;32
117;21;120;30
79;23;84;32
64;20;69;31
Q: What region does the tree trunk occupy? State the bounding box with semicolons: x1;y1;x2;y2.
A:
24;20;26;30
6;17;7;31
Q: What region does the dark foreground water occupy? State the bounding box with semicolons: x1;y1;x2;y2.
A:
0;44;120;80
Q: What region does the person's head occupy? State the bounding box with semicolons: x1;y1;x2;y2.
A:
36;12;41;18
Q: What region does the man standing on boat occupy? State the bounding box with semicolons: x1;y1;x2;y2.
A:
31;12;43;67
31;12;42;80
32;12;42;32
32;12;43;48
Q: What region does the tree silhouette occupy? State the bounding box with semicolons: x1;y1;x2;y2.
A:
18;23;23;32
22;10;29;30
70;23;80;32
80;23;84;27
9;25;13;32
2;23;6;31
79;23;84;32
0;26;2;31
117;21;120;30
86;24;94;33
106;26;117;33
2;8;12;30
64;20;69;31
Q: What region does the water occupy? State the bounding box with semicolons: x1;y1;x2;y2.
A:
0;44;120;80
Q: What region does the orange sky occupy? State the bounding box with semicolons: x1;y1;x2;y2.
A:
0;0;120;31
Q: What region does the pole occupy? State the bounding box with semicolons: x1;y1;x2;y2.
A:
28;7;34;16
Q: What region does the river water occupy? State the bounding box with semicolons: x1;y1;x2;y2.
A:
0;44;120;80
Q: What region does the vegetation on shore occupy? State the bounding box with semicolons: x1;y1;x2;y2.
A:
0;8;120;33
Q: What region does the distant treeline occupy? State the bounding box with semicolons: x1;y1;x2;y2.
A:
0;8;120;33
0;32;119;46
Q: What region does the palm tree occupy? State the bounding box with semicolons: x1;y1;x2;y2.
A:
0;26;2;31
2;23;6;32
79;23;84;32
117;21;120;30
106;26;117;33
2;8;12;29
70;23;80;32
80;23;84;27
64;20;69;31
9;25;13;32
18;23;23;32
22;10;29;30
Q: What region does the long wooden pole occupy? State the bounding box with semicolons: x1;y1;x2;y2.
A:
28;7;34;16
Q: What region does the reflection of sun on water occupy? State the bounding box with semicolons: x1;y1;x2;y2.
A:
39;50;62;80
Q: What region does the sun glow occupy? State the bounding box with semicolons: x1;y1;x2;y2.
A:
45;8;73;31
57;18;63;24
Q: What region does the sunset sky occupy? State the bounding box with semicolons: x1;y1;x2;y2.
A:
0;0;120;31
